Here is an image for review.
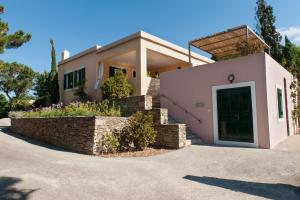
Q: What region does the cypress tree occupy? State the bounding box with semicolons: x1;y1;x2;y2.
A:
50;38;57;73
48;38;60;104
255;0;282;62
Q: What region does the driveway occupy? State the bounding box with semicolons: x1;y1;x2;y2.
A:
0;118;300;200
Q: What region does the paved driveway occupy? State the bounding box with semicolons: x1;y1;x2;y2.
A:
0;118;300;200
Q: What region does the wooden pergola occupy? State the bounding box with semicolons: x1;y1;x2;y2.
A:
188;25;270;62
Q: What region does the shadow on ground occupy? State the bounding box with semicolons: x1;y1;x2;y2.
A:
183;175;300;200
0;126;72;154
0;177;38;200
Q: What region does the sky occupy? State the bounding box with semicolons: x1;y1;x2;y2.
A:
1;0;300;73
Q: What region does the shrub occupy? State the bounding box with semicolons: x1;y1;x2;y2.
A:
101;70;133;99
121;111;157;151
10;97;32;111
102;131;120;153
73;82;92;102
9;101;121;118
0;94;8;118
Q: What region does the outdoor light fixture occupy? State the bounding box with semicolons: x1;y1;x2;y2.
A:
228;74;235;83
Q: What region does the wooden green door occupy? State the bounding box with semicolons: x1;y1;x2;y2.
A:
217;86;254;143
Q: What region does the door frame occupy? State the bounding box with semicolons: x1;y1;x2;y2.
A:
212;81;258;147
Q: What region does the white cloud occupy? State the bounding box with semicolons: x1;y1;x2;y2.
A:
278;26;300;44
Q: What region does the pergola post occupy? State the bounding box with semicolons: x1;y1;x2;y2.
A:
188;43;191;63
246;26;249;43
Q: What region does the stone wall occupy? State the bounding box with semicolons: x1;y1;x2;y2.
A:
110;95;152;116
10;117;127;155
155;124;187;149
93;117;127;154
10;114;186;154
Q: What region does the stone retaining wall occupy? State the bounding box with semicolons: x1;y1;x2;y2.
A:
10;117;127;155
10;114;186;154
110;95;152;116
155;124;187;149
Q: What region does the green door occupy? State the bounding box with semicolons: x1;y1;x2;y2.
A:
217;86;254;143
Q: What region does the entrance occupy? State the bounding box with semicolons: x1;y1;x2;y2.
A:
212;81;258;147
217;86;253;143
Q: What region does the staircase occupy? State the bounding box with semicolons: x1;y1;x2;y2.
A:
147;78;203;146
147;78;160;108
167;114;203;146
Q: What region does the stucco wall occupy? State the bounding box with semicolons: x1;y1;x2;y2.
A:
58;32;212;104
161;53;271;148
58;50;99;104
265;55;296;148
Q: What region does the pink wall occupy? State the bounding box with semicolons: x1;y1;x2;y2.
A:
161;53;272;148
265;55;296;147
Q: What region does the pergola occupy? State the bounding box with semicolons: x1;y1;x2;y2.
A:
188;25;270;62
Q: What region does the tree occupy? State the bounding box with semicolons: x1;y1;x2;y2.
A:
50;38;57;73
282;36;300;74
0;62;36;101
255;0;282;62
0;5;31;54
101;70;133;99
48;38;60;104
34;39;60;106
0;94;8;118
33;71;51;107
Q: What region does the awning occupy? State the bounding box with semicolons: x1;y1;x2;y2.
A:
188;25;270;59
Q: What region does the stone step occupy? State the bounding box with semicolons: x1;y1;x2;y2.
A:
168;114;203;146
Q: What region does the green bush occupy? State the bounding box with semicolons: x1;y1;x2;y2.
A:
0;94;8;118
73;82;92;102
102;131;120;153
9;101;121;118
101;70;133;99
121;111;157;151
10;97;32;111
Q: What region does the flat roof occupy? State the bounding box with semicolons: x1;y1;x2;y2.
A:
189;25;270;58
59;31;213;66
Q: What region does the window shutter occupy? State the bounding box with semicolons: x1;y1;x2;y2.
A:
64;74;67;90
277;88;283;118
82;68;85;82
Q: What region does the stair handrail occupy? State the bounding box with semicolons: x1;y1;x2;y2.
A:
160;94;202;123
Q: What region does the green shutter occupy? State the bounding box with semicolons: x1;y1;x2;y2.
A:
74;70;78;87
82;68;85;83
64;74;67;90
277;88;283;118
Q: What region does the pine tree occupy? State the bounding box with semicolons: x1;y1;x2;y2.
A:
0;5;31;54
255;0;282;62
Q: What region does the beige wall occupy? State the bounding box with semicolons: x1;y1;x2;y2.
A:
161;53;276;148
58;50;99;104
59;32;212;104
265;55;296;148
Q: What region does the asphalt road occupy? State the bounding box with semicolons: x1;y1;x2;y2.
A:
0;118;300;200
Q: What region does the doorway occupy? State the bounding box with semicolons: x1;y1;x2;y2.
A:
212;81;258;147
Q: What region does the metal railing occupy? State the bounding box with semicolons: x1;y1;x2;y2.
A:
160;94;202;123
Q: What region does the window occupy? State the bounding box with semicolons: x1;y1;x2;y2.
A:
64;72;74;90
109;66;126;77
277;88;284;119
74;68;85;87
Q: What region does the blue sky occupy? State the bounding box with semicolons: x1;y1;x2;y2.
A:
1;0;300;73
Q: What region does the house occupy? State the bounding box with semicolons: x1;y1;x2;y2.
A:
58;31;213;104
58;25;297;148
161;25;297;148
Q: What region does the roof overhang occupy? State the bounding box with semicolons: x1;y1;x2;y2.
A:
188;25;270;58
